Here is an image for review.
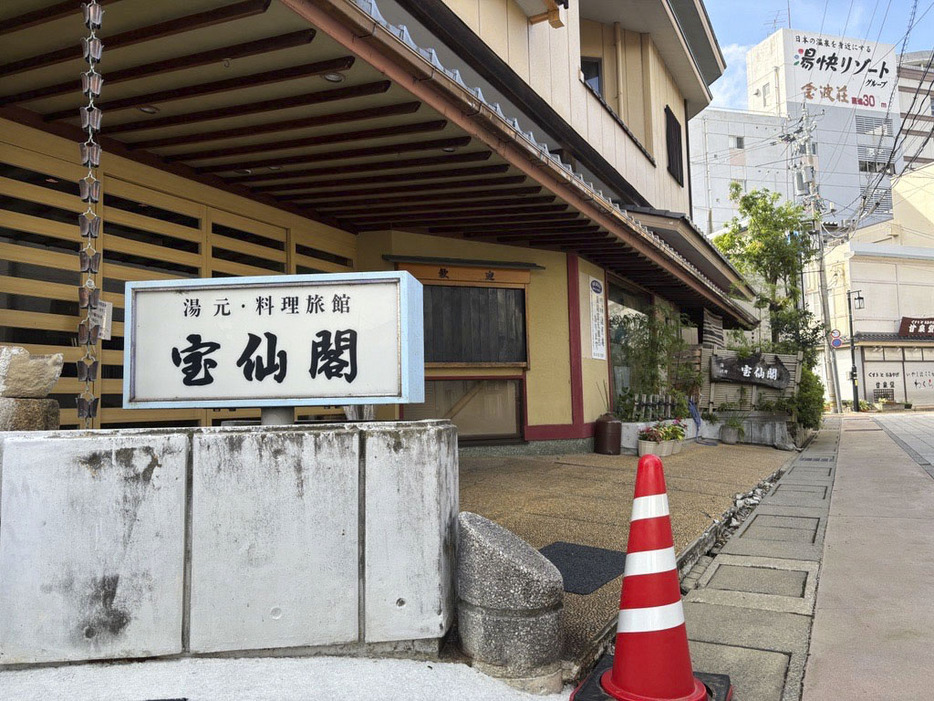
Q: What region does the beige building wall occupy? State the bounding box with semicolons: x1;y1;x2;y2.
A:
0;119;356;428
819;163;934;338
358;229;574;427
577;258;610;422
439;0;692;213
890;167;934;246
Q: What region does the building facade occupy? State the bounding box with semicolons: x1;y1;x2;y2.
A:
898;50;934;171
691;28;904;233
689;108;791;234
0;0;754;443
815;163;934;408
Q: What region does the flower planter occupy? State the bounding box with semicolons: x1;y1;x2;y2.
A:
657;440;674;457
720;426;740;445
637;439;659;457
672;440;683;454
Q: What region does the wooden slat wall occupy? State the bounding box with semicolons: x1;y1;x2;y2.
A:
0;122;356;429
699;348;804;410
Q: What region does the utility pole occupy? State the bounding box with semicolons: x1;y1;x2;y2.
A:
846;290;862;411
786;106;843;413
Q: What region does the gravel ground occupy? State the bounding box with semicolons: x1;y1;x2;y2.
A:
460;441;795;665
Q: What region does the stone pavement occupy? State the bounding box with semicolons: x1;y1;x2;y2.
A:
680;419;841;701
872;411;934;478
803;411;934;699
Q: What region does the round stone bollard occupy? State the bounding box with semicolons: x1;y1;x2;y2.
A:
456;512;564;694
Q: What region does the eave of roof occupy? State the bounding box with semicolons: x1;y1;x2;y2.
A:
854;332;934;345
620;205;755;300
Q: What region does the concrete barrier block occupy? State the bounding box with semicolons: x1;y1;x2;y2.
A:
189;428;360;653
0;397;59;431
363;421;458;643
0;433;187;664
456;512;564;693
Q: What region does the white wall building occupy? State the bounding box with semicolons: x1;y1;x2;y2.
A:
689;108;792;234
898;51;934;170
690;29;903;233
812;164;934;408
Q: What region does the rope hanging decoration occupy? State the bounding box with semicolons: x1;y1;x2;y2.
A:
76;1;104;427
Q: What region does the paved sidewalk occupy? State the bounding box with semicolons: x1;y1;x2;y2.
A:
680;419;841;701
872;412;934;478
802;412;934;699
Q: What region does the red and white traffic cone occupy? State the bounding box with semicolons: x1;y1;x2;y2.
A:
600;454;707;701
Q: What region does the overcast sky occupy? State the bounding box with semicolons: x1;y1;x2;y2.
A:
706;0;934;110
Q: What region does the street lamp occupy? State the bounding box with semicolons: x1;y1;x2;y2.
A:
847;290;865;411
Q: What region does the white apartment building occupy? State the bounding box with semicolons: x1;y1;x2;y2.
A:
691;29;903;233
690;108;791;234
898;51;934;170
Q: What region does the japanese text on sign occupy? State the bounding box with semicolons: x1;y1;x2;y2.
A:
710;352;791;390
589;277;606;361
124;273;424;408
784;30;895;113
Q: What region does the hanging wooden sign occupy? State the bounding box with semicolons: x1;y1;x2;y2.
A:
710;352;791;389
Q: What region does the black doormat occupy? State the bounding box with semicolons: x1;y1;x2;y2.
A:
539;542;626;595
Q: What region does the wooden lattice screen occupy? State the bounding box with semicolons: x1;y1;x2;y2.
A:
1;129;356;429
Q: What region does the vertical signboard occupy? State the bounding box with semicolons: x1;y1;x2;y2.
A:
124;272;424;408
589;277;607;360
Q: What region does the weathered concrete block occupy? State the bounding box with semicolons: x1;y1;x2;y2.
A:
0;345;63;398
456;512;563;694
0;433;187;664
0;397;60;431
364;421;458;643
189;428;360;653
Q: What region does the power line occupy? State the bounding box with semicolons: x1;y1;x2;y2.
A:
854;0;921;223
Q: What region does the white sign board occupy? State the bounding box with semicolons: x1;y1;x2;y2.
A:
785;30;895;112
124;272;424;408
589;276;606;360
88;300;113;340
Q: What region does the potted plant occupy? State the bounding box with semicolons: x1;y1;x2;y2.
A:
637;425;663;457
668;419;686;453
720;416;745;445
653;422;675;457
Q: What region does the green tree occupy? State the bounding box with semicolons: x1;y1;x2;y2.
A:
714;183;825;427
713;182;816;345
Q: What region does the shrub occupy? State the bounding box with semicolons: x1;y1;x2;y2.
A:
671;390;690;420
794;366;824;430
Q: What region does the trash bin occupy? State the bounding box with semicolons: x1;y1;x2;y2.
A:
594;413;622;455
